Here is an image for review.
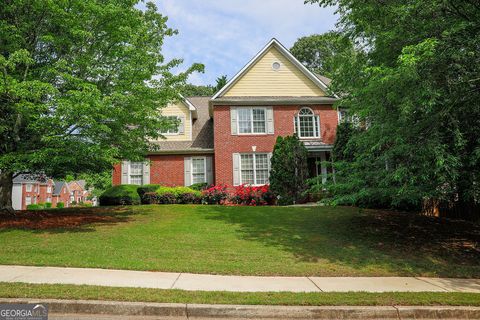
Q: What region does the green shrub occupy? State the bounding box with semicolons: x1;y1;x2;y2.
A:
26;204;43;210
44;202;52;208
189;182;208;191
155;186;201;204
99;185;141;206
270;135;309;205
137;184;161;203
56;202;64;208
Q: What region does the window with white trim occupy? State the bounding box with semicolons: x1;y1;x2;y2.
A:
295;107;320;138
238;107;266;134
47;186;52;193
129;162;143;185
160;116;180;135
46;197;52;203
26;184;32;192
191;157;206;184
25;196;32;206
240;153;269;185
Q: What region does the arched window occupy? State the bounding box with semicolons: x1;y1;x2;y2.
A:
295;107;320;138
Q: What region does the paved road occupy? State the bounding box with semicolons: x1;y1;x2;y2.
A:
51;315;278;320
1;265;480;292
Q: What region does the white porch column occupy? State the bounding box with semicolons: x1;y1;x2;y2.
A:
320;152;328;184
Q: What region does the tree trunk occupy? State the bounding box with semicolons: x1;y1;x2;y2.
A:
0;171;15;215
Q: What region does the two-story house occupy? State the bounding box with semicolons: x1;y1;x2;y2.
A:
112;39;339;187
12;175;55;210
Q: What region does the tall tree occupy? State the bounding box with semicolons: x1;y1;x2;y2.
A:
270;136;309;205
181;84;215;97
214;75;228;93
0;0;202;213
290;31;355;78
307;0;480;213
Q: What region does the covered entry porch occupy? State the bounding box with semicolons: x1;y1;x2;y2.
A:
303;141;334;183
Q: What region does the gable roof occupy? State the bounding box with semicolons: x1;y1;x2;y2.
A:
212;38;331;100
53;181;68;195
149;96;214;154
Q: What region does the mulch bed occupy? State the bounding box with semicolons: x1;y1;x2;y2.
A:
0;207;129;230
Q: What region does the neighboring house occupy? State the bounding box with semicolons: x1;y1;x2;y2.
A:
12;175;93;210
51;181;71;208
113;38;340;187
68;180;86;204
12;175;55;210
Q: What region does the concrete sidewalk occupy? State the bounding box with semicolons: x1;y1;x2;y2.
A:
1;265;479;293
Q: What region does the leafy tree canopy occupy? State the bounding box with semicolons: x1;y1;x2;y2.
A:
290;31;355;78
0;0;203;211
306;0;480;214
181;84;215;97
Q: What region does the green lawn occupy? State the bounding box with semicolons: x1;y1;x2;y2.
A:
0;205;479;277
2;283;480;306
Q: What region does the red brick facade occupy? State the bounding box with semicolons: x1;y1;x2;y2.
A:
112;105;338;187
18;179;55;210
113;153;214;187
213;105;338;186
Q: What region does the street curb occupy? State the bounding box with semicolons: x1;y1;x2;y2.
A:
1;298;480;319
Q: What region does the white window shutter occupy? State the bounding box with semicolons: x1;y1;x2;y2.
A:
267;153;273;183
316;115;320;138
184;157;192;186
206;156;213;185
230;107;237;135
232;153;240;186
266;107;274;134
178;116;185;135
121;161;129;184
142;161;150;185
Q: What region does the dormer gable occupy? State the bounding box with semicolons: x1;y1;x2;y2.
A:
212;38;330;99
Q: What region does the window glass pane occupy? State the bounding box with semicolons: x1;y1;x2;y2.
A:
25;197;31;205
192;158;206;184
255;154;269;185
130;176;142;185
130;162;143;185
252;109;266;133
238;109;252;133
299;116;315;137
161;116;179;134
240;154;254;185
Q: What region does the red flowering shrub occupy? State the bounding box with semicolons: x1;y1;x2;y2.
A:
229;185;276;206
202;184;228;204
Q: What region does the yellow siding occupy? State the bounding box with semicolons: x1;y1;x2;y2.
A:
224;47;326;97
156;102;191;141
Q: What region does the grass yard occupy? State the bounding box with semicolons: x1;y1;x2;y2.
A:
1;282;479;306
0;205;479;277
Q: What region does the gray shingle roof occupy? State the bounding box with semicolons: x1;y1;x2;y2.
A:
13;174;48;184
149;96;214;153
53;181;66;195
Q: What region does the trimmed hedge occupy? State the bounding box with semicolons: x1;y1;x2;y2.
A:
26;204;43;210
140;186;202;204
99;185;141;206
56;202;64;208
137;184;161;203
189;182;208;191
